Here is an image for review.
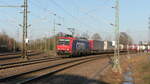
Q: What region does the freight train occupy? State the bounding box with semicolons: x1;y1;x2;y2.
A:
56;36;150;57
128;44;150;52
56;36;127;57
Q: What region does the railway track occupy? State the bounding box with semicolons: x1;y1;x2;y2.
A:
0;51;44;60
0;52;21;56
0;51;38;57
0;54;110;84
0;56;62;69
0;51;130;70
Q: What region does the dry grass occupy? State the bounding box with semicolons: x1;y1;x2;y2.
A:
131;53;150;84
99;54;128;84
99;53;150;84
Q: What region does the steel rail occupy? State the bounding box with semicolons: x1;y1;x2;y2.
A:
0;52;129;70
0;55;109;84
0;51;43;60
0;57;62;69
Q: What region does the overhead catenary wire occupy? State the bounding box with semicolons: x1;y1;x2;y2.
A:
48;0;94;29
49;0;114;37
0;0;30;58
70;0;115;39
0;2;22;41
23;0;95;37
71;0;113;26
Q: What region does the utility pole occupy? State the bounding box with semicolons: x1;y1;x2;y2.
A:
148;17;150;42
127;32;130;59
0;1;29;59
112;0;121;73
22;0;29;60
53;14;57;56
52;13;62;56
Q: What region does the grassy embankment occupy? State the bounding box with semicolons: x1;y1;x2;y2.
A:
133;53;150;84
100;53;150;84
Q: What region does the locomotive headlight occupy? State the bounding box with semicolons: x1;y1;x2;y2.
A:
67;48;69;51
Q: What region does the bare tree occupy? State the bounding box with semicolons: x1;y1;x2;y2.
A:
91;33;102;40
0;31;19;52
119;32;133;45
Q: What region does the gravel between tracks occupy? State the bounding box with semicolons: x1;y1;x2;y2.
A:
0;56;65;79
0;52;50;65
0;55;105;80
25;55;110;84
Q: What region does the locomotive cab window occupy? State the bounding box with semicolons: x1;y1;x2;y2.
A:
58;39;70;45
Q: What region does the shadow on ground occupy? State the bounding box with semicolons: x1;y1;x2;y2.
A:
28;74;109;84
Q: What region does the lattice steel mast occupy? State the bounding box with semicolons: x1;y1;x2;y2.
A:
148;17;150;42
53;14;57;56
112;0;121;73
0;0;29;59
22;0;29;59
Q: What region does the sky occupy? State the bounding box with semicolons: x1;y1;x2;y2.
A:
0;0;150;43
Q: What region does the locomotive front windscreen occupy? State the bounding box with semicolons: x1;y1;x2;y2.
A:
58;39;70;45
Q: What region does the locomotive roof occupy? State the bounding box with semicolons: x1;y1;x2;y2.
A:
58;36;88;41
58;36;76;39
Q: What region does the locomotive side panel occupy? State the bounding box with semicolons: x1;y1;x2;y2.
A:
72;39;90;56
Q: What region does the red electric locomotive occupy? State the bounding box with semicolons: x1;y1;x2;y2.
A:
57;36;90;57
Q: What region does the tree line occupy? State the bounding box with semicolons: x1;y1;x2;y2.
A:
0;32;20;52
0;31;133;53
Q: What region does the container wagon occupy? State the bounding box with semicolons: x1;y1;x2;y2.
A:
89;40;104;54
104;41;114;52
